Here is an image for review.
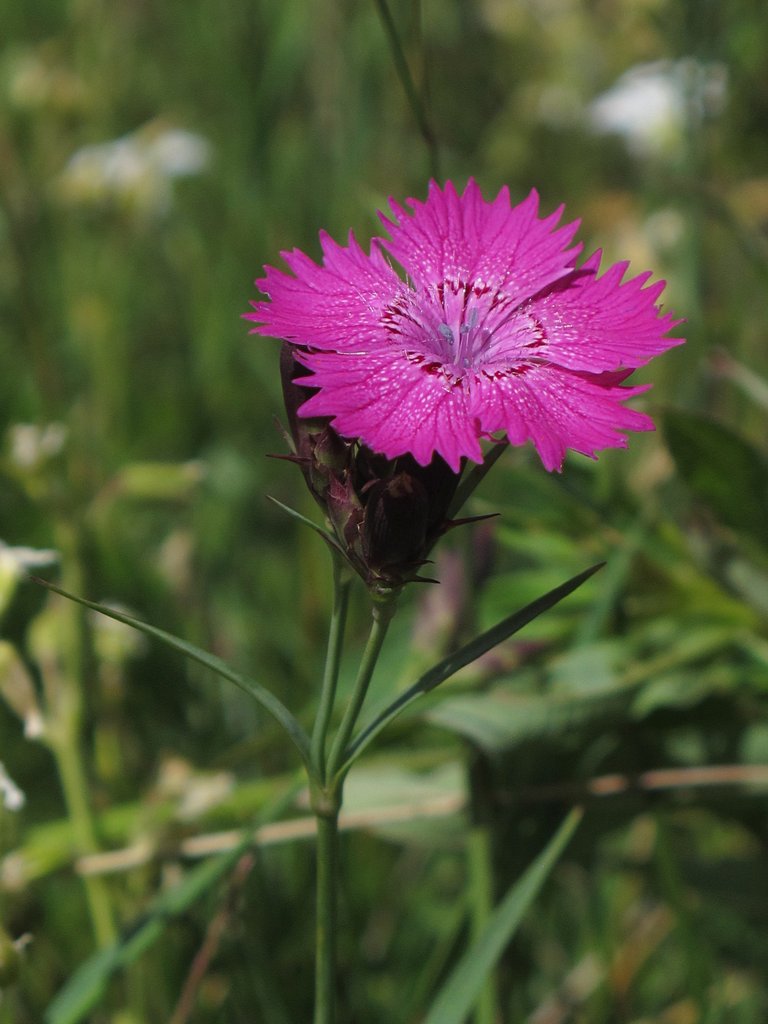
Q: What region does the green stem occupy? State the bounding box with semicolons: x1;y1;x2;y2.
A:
372;0;440;178
49;522;117;948
312;594;399;1023
311;557;352;784
314;812;339;1024
467;826;497;1024
326;595;398;783
312;585;399;1023
52;733;117;947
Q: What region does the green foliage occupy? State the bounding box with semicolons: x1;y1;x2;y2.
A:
664;410;768;544
1;0;768;1021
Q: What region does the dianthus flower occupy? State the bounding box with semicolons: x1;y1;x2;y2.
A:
247;179;682;473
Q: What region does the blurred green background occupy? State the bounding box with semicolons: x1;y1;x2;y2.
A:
2;0;768;1021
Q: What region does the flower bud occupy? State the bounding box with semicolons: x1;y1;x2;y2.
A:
361;471;430;576
336;449;462;590
278;347;465;590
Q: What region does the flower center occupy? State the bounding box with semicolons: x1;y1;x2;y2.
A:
381;277;548;379
436;307;494;368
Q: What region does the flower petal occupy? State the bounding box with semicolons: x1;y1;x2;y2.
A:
526;251;685;372
245;231;400;351
468;363;655;471
297;350;483;471
247;180;683;473
380;179;583;308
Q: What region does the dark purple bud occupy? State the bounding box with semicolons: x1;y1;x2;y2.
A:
273;358;471;591
361;471;430;576
401;453;461;535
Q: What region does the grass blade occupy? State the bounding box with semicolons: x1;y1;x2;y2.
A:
422;807;583;1024
44;852;236;1024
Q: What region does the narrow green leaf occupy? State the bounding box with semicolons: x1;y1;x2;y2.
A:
45;856;243;1024
422;807;583;1024
266;495;342;554
30;578;311;769
44;945;118;1024
341;563;603;773
45;840;248;1024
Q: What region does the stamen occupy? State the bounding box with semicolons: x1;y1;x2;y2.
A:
438;323;455;347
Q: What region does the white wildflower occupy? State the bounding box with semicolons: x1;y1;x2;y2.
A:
0;762;25;812
57;121;212;217
588;59;728;158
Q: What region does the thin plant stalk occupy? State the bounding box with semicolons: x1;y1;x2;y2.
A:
372;0;440;178
50;522;117;948
310;555;353;1024
467;826;497;1024
311;556;352;784
49;728;117;948
312;590;399;1024
325;594;399;784
314;812;339;1024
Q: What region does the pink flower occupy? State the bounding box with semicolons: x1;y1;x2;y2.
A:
247;180;683;472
